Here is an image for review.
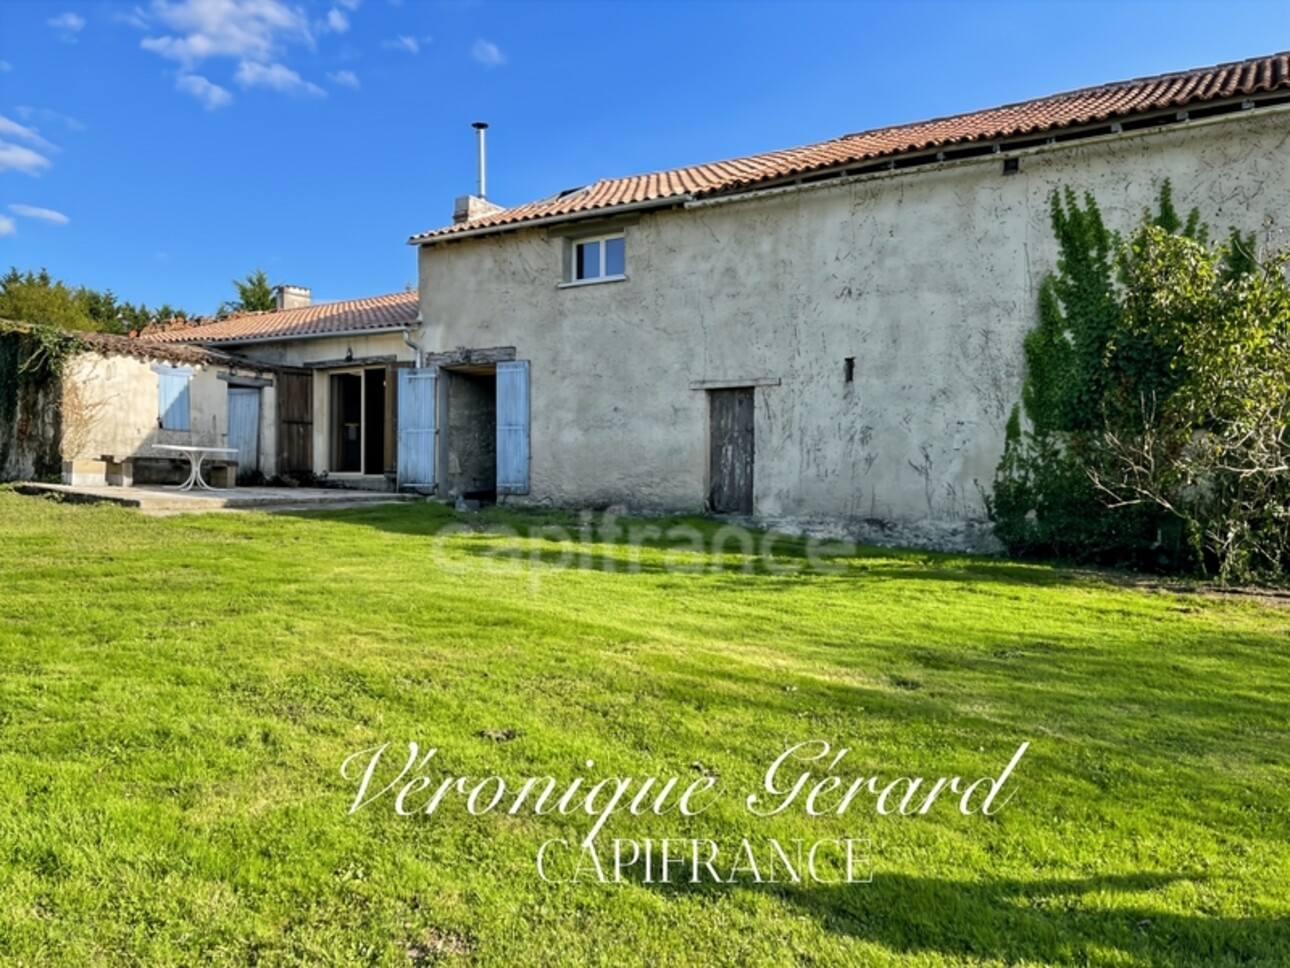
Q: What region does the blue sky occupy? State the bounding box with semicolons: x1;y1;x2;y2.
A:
0;0;1287;315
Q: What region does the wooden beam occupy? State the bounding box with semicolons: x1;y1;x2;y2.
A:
689;377;781;390
304;355;398;369
424;345;517;367
218;372;273;388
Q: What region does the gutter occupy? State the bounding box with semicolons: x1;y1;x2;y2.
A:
409;196;691;248
159;324;413;350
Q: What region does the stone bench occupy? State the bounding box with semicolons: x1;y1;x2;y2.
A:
96;454;239;488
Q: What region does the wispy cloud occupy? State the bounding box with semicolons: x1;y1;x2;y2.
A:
336;0;361;8
0;143;52;176
327;69;359;89
14;107;85;132
142;0;311;68
382;35;423;54
0;215;16;236
235;60;325;97
0;61;11;73
471;38;505;68
176;73;233;109
9;204;70;225
0;115;58;153
323;8;349;33
115;5;151;30
48;12;87;41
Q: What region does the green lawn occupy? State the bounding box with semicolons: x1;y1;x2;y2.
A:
0;490;1287;966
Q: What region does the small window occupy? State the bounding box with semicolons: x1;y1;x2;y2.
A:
154;365;192;431
568;233;626;284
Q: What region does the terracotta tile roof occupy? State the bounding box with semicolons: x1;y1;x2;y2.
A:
77;331;254;368
410;51;1290;243
0;320;252;368
142;291;418;345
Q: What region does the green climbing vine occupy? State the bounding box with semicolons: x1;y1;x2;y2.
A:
0;320;79;478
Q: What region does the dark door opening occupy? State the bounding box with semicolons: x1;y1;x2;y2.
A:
329;369;388;475
331;373;362;472
363;367;386;474
444;368;497;501
708;387;754;514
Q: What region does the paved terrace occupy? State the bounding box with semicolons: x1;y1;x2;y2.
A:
15;483;416;514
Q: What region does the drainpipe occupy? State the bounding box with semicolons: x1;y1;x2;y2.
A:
402;312;425;367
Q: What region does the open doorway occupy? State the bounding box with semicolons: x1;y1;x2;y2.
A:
396;357;528;498
443;367;496;502
329;368;387;475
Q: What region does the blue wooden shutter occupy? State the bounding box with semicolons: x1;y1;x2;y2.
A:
496;360;530;495
397;368;437;488
154;366;192;431
227;388;261;473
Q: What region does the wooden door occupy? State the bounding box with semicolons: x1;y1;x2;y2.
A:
227;388;261;478
276;371;313;476
708;387;754;514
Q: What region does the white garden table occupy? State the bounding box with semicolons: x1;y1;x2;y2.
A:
155;444;239;491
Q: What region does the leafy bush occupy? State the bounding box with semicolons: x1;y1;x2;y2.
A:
990;183;1289;582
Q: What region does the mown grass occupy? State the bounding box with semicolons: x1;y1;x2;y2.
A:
0;489;1287;966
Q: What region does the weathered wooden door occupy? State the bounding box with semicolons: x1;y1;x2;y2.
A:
276;371;313;477
397;368;437;489
708;387;754;514
227;388;261;478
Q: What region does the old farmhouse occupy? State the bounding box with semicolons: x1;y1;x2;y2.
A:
404;51;1290;549
13;51;1284;550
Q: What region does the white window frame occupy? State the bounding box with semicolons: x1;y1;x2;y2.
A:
561;232;627;288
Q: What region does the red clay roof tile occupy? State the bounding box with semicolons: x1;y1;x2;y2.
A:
141;291;418;345
410;51;1289;244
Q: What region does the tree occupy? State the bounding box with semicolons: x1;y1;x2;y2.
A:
0;267;190;334
0;268;97;332
1090;226;1290;580
990;183;1290;581
221;268;275;314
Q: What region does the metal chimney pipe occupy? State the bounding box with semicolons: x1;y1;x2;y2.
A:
472;121;489;199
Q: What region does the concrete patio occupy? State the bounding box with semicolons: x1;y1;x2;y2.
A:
16;482;418;514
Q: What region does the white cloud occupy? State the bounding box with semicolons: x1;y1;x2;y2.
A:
327;69;359;88
383;34;420;54
14;107;84;132
141;0;312;68
47;12;86;33
324;8;349;33
0;142;52;176
176;72;233;109
9;204;70;225
235;60;325;97
0;115;58;153
0;216;16;236
115;6;151;29
0;61;11;72
471;38;505;67
336;0;360;8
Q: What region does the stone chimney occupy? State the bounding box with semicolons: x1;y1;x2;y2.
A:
275;284;311;310
452;195;505;225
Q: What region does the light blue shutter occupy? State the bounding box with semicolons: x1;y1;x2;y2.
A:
496;360;530;495
227;388;261;473
154;366;192;431
397;368;437;488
